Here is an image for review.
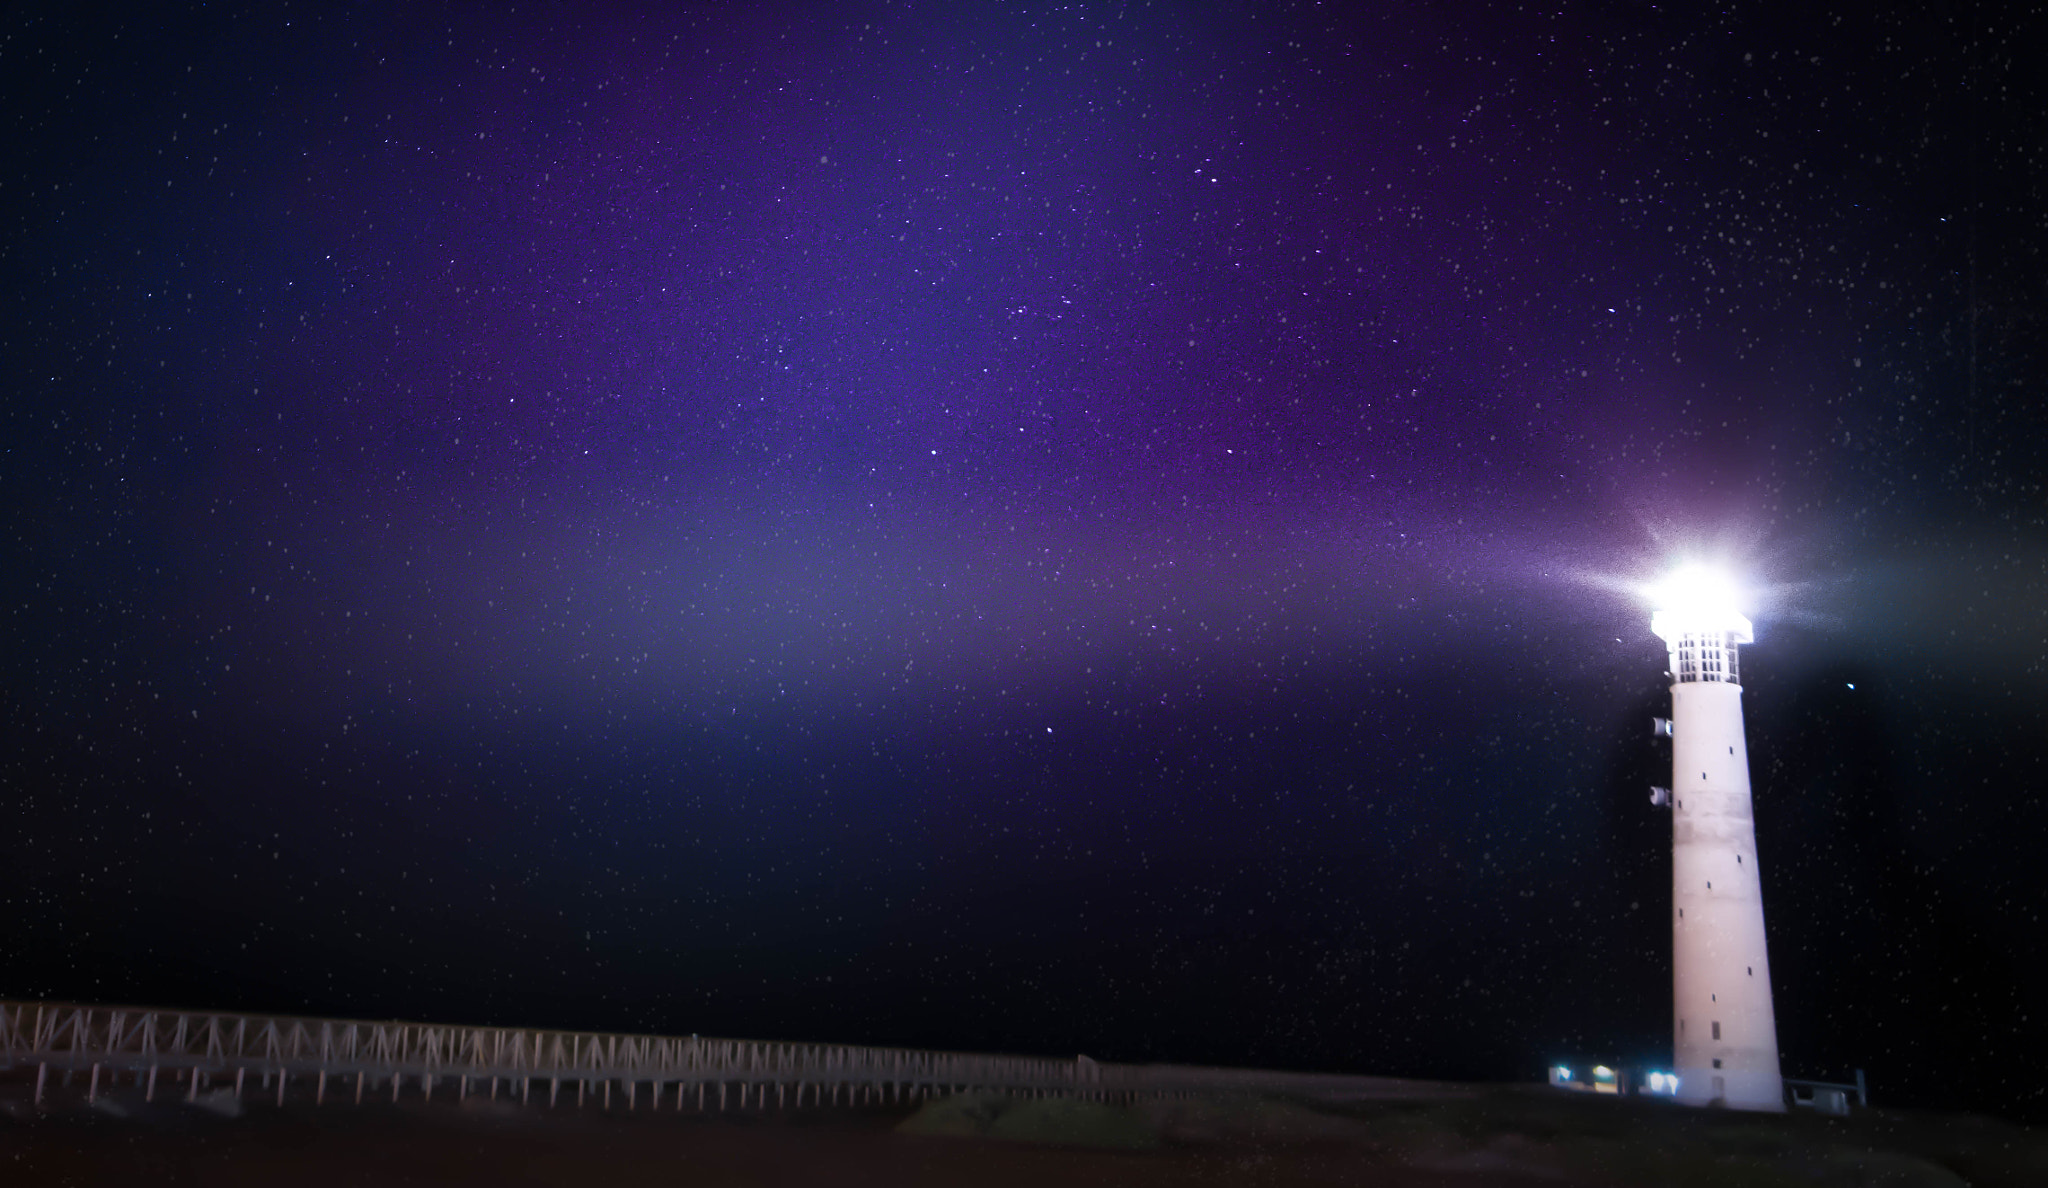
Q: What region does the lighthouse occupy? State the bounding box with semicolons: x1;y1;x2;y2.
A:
1651;564;1785;1112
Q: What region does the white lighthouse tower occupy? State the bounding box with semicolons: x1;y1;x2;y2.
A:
1651;565;1785;1112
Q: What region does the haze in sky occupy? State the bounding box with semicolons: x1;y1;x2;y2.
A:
3;1;2043;1121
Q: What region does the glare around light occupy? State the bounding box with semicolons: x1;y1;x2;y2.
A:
1648;561;1754;642
1649;562;1743;620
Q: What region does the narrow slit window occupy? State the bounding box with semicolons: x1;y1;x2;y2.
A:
1711;1021;1721;1040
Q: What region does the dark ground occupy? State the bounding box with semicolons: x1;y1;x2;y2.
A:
5;1072;2046;1187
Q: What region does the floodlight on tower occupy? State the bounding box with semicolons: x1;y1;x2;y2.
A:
1649;561;1785;1112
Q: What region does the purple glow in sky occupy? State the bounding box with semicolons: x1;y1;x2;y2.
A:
5;2;2045;1118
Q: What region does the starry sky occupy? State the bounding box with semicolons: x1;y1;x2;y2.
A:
4;2;2045;1120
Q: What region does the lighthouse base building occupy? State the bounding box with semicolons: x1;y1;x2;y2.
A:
1654;591;1785;1112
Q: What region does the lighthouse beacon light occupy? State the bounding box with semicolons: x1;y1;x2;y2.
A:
1648;562;1752;643
1649;561;1785;1113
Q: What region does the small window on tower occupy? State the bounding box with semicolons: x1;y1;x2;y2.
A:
1713;1058;1723;1069
1728;746;1734;754
1747;966;1753;976
1712;1021;1721;1040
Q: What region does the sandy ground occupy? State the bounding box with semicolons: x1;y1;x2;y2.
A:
4;1072;2044;1187
1;1096;1506;1188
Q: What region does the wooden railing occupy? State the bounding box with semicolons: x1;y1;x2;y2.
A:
1;999;1434;1111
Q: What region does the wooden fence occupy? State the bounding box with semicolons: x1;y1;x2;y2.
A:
0;999;1427;1112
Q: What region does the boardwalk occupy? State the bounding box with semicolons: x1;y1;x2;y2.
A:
1;1000;1438;1112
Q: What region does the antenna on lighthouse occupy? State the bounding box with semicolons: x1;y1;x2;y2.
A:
1649;562;1785;1112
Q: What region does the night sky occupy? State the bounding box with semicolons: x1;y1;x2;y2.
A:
5;2;2045;1121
